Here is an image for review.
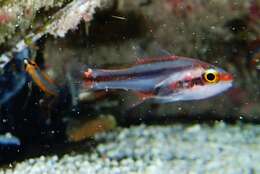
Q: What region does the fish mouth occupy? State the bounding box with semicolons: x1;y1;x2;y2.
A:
216;72;234;91
218;72;233;82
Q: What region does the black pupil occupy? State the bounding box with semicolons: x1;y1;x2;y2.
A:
207;73;215;81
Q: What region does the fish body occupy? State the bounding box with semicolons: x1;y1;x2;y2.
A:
0;71;26;105
0;56;27;105
0;132;21;146
0;48;32;105
83;55;233;103
0;133;21;146
24;59;59;96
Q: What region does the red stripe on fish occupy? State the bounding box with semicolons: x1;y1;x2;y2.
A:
83;58;205;83
84;70;134;82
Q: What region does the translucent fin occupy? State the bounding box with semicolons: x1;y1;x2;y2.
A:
0;72;26;105
65;61;96;105
127;96;147;109
66;71;80;107
136;91;155;101
135;55;178;65
131;40;150;58
151;42;172;57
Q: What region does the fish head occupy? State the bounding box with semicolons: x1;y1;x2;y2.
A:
154;65;233;102
196;66;234;98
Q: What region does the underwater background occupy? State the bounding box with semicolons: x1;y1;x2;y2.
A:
0;0;259;173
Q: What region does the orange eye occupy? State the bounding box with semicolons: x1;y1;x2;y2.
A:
203;69;219;83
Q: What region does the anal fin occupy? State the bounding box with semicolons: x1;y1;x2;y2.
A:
136;91;154;101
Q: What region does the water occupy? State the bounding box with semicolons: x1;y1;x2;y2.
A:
0;0;259;173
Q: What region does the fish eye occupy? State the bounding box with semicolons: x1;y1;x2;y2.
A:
203;69;219;83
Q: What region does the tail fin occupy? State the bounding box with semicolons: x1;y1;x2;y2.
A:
83;68;95;88
66;61;95;88
65;61;87;106
66;61;104;105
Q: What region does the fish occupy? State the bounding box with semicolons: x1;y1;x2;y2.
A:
0;71;26;105
24;59;59;96
67;115;116;142
0;133;21;146
0;48;32;105
82;55;233;104
0;57;27;105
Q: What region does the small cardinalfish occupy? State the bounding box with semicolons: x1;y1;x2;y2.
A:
83;56;233;104
24;59;59;96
